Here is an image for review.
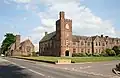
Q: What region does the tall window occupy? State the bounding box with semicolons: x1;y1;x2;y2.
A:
88;49;90;53
99;49;101;53
73;48;76;53
88;42;90;46
99;42;101;46
103;43;105;46
81;49;84;52
106;41;108;45
96;42;98;46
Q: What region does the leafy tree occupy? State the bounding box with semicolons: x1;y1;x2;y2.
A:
112;46;120;55
105;48;116;56
1;33;16;54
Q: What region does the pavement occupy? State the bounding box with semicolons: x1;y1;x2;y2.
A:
0;57;120;78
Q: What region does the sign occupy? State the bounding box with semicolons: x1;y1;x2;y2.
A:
56;59;71;64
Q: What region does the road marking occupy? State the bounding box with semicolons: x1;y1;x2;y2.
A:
104;63;115;66
6;60;45;77
28;69;45;76
79;66;91;69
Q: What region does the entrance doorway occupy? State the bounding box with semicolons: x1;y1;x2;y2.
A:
65;50;69;56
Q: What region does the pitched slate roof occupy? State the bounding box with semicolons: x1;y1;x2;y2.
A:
72;35;92;42
40;31;56;42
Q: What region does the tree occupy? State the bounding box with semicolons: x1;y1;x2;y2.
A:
112;46;120;55
105;48;116;56
1;33;16;54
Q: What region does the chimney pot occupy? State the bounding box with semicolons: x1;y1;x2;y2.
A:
45;32;48;36
101;35;103;37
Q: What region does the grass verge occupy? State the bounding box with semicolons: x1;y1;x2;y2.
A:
13;56;120;63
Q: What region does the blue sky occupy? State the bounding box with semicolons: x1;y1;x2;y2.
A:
0;0;120;50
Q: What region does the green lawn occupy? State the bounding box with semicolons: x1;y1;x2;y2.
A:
13;56;120;63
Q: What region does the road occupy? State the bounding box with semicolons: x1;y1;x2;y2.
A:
0;57;119;78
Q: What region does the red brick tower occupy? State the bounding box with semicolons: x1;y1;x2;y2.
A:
56;11;72;57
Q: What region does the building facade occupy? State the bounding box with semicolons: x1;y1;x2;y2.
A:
39;11;120;57
8;35;35;56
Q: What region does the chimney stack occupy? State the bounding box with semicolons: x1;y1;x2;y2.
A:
45;32;48;36
101;35;103;38
60;11;65;20
15;35;20;50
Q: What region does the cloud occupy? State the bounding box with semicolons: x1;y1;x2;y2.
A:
12;0;32;3
33;0;116;36
24;0;117;49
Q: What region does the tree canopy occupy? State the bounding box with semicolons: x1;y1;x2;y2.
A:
1;33;16;54
112;46;120;55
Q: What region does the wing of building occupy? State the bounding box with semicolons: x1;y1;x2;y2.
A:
8;35;35;56
39;11;120;57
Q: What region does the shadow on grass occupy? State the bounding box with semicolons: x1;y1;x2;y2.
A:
0;64;31;78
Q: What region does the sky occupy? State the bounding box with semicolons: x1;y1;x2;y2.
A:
0;0;120;51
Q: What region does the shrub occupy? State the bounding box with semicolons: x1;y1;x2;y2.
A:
100;51;108;57
85;53;92;57
105;48;116;56
93;54;101;57
21;54;31;57
117;54;120;57
32;52;37;57
72;53;87;57
112;46;120;55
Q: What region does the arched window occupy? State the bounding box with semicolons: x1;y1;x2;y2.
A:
96;42;98;46
99;42;101;46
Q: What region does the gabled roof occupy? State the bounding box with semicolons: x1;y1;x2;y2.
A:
20;39;34;47
40;31;56;43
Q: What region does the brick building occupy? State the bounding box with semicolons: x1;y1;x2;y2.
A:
8;35;35;56
39;11;120;57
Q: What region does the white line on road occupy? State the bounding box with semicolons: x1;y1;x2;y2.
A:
28;69;45;76
6;60;45;77
104;63;115;66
